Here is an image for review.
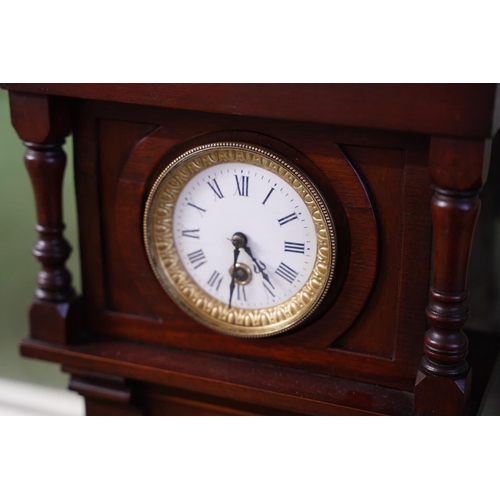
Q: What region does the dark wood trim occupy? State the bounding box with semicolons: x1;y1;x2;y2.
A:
9;92;81;343
2;83;497;138
65;366;142;416
414;138;486;415
21;337;415;415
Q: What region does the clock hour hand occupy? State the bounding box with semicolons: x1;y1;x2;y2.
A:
228;246;240;309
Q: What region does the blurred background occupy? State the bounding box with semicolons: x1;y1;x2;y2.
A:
0;87;499;415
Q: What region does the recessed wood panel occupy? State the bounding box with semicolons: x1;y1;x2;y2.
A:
72;99;431;391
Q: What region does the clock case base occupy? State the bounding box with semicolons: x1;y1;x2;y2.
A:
20;329;499;415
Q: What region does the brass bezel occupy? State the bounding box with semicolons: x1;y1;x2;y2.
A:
143;142;336;338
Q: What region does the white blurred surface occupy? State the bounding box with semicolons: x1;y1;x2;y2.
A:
0;377;84;416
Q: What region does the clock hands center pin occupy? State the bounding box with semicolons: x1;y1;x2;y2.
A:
231;232;275;292
228;232;260;308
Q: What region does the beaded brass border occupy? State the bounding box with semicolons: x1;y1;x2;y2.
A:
143;143;336;337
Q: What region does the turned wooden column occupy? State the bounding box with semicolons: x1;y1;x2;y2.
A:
414;137;488;415
9;92;81;344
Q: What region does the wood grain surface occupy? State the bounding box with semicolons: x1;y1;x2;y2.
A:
2;83;497;137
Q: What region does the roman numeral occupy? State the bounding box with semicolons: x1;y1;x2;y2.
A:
277;212;298;226
262;188;274;205
187;202;206;214
237;284;247;301
235;175;249;196
275;262;298;284
207;179;224;199
284;241;305;253
207;270;223;290
182;229;200;239
262;281;275;297
187;249;207;269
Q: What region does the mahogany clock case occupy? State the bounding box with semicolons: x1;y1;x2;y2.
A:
4;83;499;416
72;98;430;393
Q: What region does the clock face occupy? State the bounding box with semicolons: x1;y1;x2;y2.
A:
144;143;336;337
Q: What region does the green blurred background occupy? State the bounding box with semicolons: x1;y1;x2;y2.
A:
0;86;499;394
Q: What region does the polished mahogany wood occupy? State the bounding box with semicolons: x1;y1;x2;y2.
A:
9;91;81;344
3;84;498;415
65;366;142;416
414;138;486;415
24;141;74;303
3;83;497;137
22;338;415;415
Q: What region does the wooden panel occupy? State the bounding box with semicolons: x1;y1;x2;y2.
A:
68;99;432;391
98;119;157;315
113;126;376;343
139;385;298;416
332;145;405;358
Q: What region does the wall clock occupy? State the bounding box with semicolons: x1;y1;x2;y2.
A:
143;142;337;337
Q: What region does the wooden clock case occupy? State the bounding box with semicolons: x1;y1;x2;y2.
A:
3;84;499;415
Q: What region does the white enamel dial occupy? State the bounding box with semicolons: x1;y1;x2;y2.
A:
173;163;317;310
144;143;335;338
